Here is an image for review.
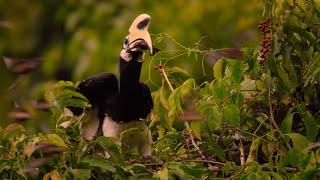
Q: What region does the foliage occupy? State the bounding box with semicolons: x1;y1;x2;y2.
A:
1;0;320;179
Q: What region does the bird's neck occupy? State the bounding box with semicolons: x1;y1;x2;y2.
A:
119;52;143;93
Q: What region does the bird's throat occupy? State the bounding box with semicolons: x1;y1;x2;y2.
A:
119;56;142;93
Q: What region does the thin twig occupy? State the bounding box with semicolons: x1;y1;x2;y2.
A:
7;75;24;91
268;84;291;150
184;122;206;160
160;66;174;92
253;118;267;135
238;130;270;144
235;131;246;165
184;159;225;165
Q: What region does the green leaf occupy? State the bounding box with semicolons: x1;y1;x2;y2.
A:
155;133;184;155
268;172;285;180
227;59;242;83
126;163;148;174
213;59;225;79
168;79;195;127
168;89;183;125
46;134;68;148
304;112;318;141
155;167;168;180
55;88;87;102
168;66;191;85
81;155;116;173
222;105;240;126
160;82;170;110
211;80;229;101
287;148;299;167
295;169;319;180
277;65;291;91
165;163;209;179
198;104;222;132
0;161;10;173
280;109;294;134
169;66;190;77
69;168;91;180
180;79;195;98
54;80;76;90
45;80;91;111
59;97;91;109
286;133;311;153
246;138;261;163
190;121;202;139
96;136;123;166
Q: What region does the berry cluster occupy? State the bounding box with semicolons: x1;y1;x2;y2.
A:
182;129;193;149
257;17;273;64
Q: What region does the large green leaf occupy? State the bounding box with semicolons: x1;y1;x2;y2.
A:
159;81;170;110
211;80;229;102
276;65;291;92
81;155;116;173
303;112;318;141
280;109;294;134
246;138;261;163
227;59;242;83
213;59;225;79
222;105;240;126
68;168;91;180
168;66;191;85
96;136;123;166
190;121;202;139
46;134;68;148
55;88;87;102
165;162;209;179
45;80;91;111
155;167;169;180
54;81;75;90
167;79;195;127
285;133;311;153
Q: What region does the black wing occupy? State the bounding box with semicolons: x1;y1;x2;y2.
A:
70;73;119;140
70;72;118;115
78;72;118;117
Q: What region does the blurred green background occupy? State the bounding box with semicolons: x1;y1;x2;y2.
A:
0;0;263;132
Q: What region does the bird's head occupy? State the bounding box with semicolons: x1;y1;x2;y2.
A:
120;14;153;62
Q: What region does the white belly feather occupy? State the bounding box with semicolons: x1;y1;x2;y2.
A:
102;115;121;137
102;114;152;157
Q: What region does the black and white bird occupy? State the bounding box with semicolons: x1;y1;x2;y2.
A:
72;14;154;157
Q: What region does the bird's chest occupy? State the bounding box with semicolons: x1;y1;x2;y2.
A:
106;93;145;122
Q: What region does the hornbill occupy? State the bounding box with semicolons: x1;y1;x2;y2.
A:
72;14;154;157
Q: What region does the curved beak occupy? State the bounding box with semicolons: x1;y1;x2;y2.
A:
127;14;153;55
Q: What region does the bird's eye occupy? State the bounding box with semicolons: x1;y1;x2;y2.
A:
124;39;128;45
